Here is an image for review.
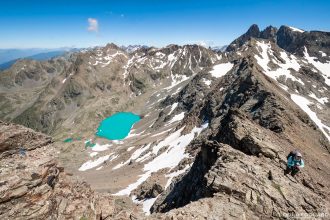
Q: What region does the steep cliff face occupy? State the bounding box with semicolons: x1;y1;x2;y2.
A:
276;26;330;60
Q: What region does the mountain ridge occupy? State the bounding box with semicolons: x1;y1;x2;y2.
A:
0;24;329;219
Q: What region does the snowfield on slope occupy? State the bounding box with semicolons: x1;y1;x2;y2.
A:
79;154;113;171
291;94;330;142
210;62;234;78
114;122;209;196
254;41;304;86
303;47;330;86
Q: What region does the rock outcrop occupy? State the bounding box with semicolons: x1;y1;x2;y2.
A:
151;141;329;219
0;121;143;220
0;120;52;154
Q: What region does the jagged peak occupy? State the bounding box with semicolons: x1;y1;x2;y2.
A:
246;24;260;36
103;43;122;51
262;25;278;33
259;25;278;41
226;24;309;52
226;24;261;52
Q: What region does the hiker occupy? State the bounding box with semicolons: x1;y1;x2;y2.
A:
284;150;304;176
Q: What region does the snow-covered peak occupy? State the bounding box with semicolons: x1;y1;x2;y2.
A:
121;45;149;53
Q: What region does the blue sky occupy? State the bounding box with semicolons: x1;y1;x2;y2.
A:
1;0;329;48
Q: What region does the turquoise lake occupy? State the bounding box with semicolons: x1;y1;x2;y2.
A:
96;112;141;140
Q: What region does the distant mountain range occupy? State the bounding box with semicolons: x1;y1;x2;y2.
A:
0;46;152;70
0;48;80;70
211;45;228;52
0;45;227;70
120;45;149;53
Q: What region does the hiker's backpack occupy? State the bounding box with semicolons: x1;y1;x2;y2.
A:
287;150;297;160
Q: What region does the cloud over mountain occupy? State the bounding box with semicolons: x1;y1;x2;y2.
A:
87;18;98;32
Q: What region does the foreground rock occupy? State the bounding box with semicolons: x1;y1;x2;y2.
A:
0;122;142;220
151;142;329;219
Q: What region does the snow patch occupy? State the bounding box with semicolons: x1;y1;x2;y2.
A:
304;47;330;86
142;197;157;215
168;112;185;124
309;93;328;104
130;144;151;161
135;152;152;163
210;63;234;78
89;152;98;157
132;196;158;215
113;172;151;196
291;94;330;142
79;154;112;171
288;26;304;33
92;143;112;152
319;51;327;57
151;128;172;137
165;164;191;189
127;146;135;152
84;139;92;144
126;130;144;139
112;160;130;170
202;78;212;86
112;140;124;145
168;103;178;115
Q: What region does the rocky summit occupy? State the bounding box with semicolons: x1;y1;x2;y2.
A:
0;24;329;219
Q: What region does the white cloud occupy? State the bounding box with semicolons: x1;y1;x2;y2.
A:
197;40;214;47
186;40;214;48
87;18;98;32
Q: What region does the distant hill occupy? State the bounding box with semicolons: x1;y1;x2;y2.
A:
0;48;49;64
0;48;80;70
